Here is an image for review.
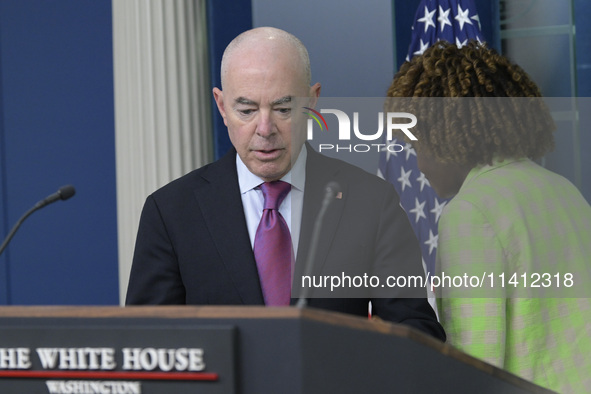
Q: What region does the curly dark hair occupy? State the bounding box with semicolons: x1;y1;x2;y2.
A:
385;41;555;166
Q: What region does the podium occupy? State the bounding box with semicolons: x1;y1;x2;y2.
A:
0;306;551;393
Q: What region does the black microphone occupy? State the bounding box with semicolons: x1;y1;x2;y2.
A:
35;185;76;209
0;185;76;256
296;181;341;308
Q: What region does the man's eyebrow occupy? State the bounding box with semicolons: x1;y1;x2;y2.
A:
234;96;292;106
235;97;256;106
271;96;292;106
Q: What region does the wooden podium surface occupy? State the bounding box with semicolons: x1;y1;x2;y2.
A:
0;306;552;394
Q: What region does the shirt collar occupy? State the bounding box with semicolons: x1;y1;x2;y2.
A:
460;157;526;191
236;145;307;193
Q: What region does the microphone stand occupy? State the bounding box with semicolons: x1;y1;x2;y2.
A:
0;185;76;257
296;182;340;308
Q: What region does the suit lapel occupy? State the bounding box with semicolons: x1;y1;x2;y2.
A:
193;149;264;304
296;146;347;277
193;146;348;303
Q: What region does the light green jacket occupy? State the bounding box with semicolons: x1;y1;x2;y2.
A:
436;159;591;393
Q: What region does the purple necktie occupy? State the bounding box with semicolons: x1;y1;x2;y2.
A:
253;181;293;306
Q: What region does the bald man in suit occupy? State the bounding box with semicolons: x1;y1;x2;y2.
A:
126;27;445;341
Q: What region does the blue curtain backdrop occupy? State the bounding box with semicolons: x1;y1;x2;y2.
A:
207;0;253;160
0;0;118;305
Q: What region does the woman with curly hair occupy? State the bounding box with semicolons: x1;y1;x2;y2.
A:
386;41;591;393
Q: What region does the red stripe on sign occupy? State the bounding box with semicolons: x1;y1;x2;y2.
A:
0;370;219;381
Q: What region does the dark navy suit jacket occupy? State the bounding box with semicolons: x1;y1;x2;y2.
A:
126;145;445;341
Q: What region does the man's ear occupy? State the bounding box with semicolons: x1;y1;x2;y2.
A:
308;82;321;108
212;87;228;126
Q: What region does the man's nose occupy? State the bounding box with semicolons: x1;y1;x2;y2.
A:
256;110;274;137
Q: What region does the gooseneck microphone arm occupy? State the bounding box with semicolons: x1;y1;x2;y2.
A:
0;185;76;257
296;181;341;308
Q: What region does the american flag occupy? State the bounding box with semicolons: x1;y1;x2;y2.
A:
378;0;484;277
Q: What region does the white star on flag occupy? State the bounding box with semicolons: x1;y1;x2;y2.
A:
455;4;473;31
424;230;438;255
472;14;481;31
438;6;452;32
417;6;436;33
404;143;417;160
397;167;413;192
380;142;398;163
416;171;430;192
409;198;427;223
430;198;447;223
456;37;468;48
413;39;430;56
